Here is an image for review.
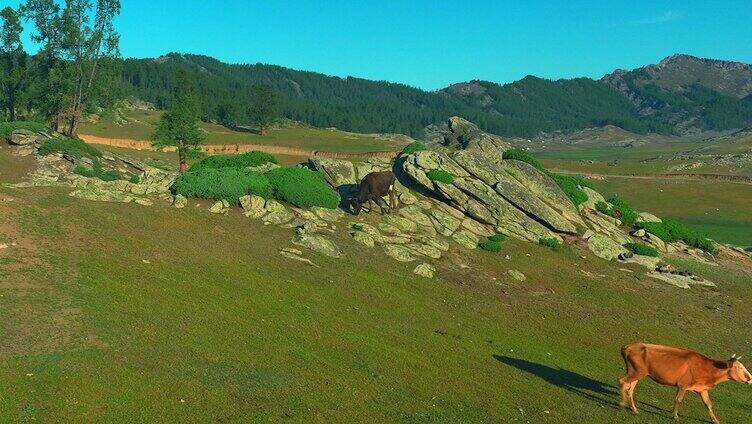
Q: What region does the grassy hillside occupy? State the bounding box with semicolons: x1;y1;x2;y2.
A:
79;109;407;154
2;146;752;423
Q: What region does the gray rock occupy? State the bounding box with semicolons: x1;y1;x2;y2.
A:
293;234;341;258
429;209;461;236
351;230;375;247
383;215;418;233
312;206;344;222
452;229;480;249
262;210;295;225
8;129;41;146
637;212;662;223
619;255;661;269
406;243;442;259
240;194;266;216
587;234;629;261
398;191;418;205
308;157;356;186
645;232;667;252
209;200;228;214
461;217;494;237
398;205;433;228
632;229;646;237
383;244;415;262
413;263;436;278
173;194;188;208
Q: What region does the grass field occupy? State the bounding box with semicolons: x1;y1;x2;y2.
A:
2;147;752;423
79;110;406;154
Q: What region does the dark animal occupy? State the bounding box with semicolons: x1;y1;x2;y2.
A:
619;343;752;423
352;171;397;215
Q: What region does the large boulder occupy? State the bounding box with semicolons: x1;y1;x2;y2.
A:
293;234;341;258
8;129;41;146
308;157;356;187
587;234;629;261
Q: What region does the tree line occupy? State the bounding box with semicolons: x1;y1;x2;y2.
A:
3;5;751;140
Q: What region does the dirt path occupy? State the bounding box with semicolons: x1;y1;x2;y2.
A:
78;134;396;159
554;169;752;185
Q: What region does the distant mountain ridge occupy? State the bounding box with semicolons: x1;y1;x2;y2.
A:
117;53;752;139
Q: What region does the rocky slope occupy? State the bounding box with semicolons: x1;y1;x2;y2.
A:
4;121;747;287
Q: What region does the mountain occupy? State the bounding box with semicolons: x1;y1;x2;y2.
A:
117;53;752;139
602;54;752;134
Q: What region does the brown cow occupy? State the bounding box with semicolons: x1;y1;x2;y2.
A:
352;171;397;215
619;342;752;423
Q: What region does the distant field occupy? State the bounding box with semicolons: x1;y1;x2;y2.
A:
79;109;406;154
588;177;752;246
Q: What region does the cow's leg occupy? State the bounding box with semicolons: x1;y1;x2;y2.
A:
389;188;398;210
374;196;390;214
673;387;687;419
700;390;720;424
626;380;640;414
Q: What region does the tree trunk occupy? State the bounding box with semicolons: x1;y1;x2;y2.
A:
8;90;15;122
68;113;79;138
178;147;187;173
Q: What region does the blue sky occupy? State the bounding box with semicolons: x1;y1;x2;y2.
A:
8;0;752;90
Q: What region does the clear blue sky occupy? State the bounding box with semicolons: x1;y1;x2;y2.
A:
9;0;752;90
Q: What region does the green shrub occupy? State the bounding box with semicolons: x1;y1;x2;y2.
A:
0;121;46;138
503;148;545;171
426;169;455;184
129;175;141;184
266;167;340;209
73;159;120;182
38;137;102;159
623;242;659;257
637;219;715;253
539;237;562;250
401;141;428;155
478;239;503;252
550;174;590;206
488;233;507;243
172;168;273;202
189;150;278;172
606;196;639;227
595;201;611;215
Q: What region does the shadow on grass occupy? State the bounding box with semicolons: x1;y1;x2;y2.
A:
492;355;698;421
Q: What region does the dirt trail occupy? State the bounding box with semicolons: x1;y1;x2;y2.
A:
79;134;396;159
555;169;752;185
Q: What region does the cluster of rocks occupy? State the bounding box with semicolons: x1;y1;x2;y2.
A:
4;129;177;205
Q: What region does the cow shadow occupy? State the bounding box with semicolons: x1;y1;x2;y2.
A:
492;355;691;420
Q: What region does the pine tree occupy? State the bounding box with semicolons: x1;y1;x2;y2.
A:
248;84;276;136
0;6;26;121
151;71;204;173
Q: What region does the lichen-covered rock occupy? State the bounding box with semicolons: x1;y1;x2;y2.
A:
398;205;433;228
209;200;229;214
262;210;295;225
461;218;493;237
580;187;606;211
398;191;418;205
452;229;480;249
383;215;418;233
265;199;287;214
8;129;41;146
429;209;461;236
312;206;344;222
406;243;442;259
383;244;415;262
507;269;527;282
69;186;135;203
637;212;662;223
308;157;356;186
644;232;667;252
351;230;375;247
240;194;266;216
173;194;187;208
413;263;436;278
293;234;341;258
587;234;629;261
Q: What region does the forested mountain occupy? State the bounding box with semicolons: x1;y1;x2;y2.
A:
117;53;752;138
602;55;752;134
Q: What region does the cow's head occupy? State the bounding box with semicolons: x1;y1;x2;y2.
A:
728;354;752;384
351;198;363;215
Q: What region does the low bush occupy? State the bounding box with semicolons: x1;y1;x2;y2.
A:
129;175;141;184
426;169;455;184
550;174;590;206
606;196;639;227
479;233;506;252
266;167;340;209
478;239;503;252
503;148;545;171
401;141;428;155
488;233;507;243
38;137;102;159
595;201;611;215
0;121;46;138
637;219;715;253
172;168;273;202
73;159;120;182
539;237;562;250
189;150;278;172
623;242;659;257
